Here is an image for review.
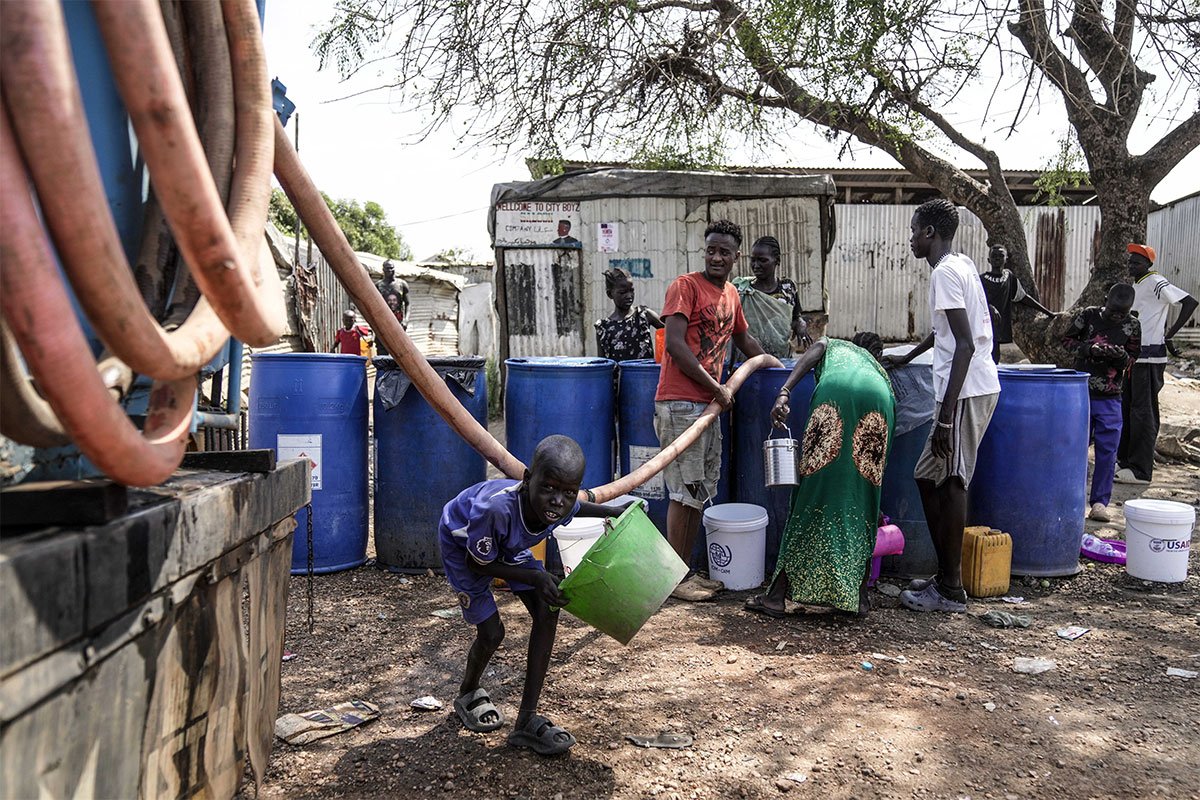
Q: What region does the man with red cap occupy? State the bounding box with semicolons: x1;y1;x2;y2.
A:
1116;243;1197;484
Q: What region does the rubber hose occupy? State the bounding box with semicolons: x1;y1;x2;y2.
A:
162;0;238;328
272;117;528;480
90;0;284;346
0;1;230;380
276;115;783;497
585;354;783;503
0;107;192;487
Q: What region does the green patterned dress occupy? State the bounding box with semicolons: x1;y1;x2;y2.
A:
773;338;896;612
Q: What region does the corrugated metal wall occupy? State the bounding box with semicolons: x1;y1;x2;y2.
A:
1147;193;1199;331
571;195;824;356
709;197;825;311
827;204;1104;340
501;248;584;357
579;197;689;355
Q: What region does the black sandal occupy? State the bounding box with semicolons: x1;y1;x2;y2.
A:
744;594;786;619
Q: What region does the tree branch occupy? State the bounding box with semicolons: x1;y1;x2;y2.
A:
1137;107;1200;187
1009;0;1111;137
709;0;994;208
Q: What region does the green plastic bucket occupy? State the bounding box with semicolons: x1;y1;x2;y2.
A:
557;503;688;645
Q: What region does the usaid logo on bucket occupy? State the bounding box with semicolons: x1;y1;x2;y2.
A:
709;542;733;569
1149;538;1190;553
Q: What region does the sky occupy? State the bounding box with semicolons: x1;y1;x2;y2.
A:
261;3;1199;263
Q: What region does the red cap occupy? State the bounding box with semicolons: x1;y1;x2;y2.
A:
1127;243;1156;263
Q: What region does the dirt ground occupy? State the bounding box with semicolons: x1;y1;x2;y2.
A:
248;372;1200;800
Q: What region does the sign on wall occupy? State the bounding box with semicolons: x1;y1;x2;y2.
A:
495;201;582;248
597;222;619;252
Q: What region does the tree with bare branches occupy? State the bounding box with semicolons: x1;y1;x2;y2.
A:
313;0;1199;360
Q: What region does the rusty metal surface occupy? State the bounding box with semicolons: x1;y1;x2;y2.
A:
1033;208;1067;310
500;248;584;357
826;204;1104;340
0;464;306;799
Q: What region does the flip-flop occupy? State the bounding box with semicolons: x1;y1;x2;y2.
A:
506;714;576;756
453;688;505;733
626;731;693;749
743;594;786;619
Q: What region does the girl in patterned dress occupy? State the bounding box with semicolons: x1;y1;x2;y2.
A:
594;268;663;362
744;332;896;618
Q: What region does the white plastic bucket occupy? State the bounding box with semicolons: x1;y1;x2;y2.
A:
702;503;769;591
554;495;642;575
1124;499;1195;583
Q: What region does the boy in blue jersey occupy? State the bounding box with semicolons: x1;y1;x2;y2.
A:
439;434;626;756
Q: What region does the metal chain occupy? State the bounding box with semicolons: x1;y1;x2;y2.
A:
305;502;314;634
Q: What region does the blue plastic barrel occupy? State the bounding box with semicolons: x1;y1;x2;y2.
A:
505;358;616;489
969;367;1089;576
879;420;937;578
249;353;369;574
374;357;488;572
505;357;615;570
732;361;816;574
879;357;938;578
618;360;670;532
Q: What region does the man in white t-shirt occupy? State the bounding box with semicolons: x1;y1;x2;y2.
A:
882;199;1000;613
1115;243;1197;484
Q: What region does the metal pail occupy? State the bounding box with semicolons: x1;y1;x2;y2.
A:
763;426;800;488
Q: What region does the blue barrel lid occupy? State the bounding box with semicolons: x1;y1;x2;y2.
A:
505;356;614;369
251;352;366;364
997;366;1087;381
617;358;660;369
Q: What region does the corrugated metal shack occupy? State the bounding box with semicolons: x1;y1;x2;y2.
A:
1146;190;1200;340
489;170;836;358
355;253;467;356
825;204;1105;340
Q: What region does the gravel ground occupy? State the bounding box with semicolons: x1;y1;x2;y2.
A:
245;371;1200;800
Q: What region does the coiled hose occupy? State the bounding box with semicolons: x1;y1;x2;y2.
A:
0;107;193;486
0;0;279;484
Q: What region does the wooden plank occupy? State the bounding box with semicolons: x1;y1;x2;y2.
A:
0;479;127;528
180;449;276;473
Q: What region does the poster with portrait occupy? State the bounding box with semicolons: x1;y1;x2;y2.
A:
494;201;582;248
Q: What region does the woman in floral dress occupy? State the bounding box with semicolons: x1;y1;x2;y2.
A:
745;332;895;617
594;268;663;362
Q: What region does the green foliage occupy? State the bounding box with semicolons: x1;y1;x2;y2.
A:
1033;136;1090;207
269;188;299;237
526;156;565;180
628;140;726;172
268;188;411;260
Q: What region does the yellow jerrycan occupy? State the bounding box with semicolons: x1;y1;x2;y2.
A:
961;526;1012;598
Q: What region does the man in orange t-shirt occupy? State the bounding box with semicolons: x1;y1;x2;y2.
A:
655;219;766;601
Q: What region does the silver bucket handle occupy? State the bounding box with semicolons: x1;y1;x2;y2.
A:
768;424;793;441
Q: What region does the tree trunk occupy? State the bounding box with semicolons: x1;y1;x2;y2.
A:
1010;161;1151;365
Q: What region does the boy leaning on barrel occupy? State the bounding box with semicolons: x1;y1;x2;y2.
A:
1062;284;1141;522
438;435;629;756
882;199;1000;614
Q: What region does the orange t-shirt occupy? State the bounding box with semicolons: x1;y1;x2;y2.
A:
655;272;748;402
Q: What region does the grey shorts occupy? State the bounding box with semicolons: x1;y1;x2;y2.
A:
653;400;721;510
914;393;999;487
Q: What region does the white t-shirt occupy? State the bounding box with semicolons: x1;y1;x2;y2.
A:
1132;271;1190;364
929;253;1000;401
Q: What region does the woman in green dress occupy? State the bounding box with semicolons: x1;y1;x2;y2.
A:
745;332;895;618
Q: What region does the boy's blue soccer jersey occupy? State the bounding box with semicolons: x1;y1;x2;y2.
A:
438;479;581;624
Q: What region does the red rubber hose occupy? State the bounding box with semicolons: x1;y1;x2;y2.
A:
0;106;192;487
